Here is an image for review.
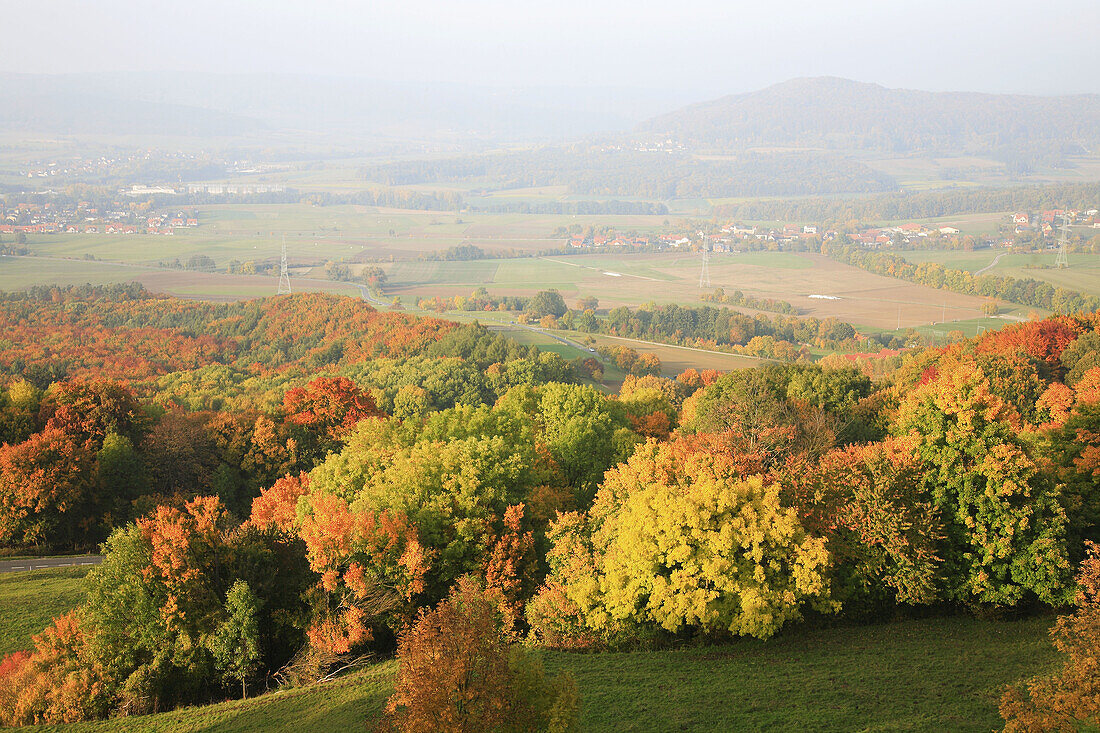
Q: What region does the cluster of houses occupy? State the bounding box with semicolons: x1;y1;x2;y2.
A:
1010;208;1100;235
566;224;840;252
566;207;1100;255
848;222;958;248
0;201;198;237
711;223;836;249
19;151;201;180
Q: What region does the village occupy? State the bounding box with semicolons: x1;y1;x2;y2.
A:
564;206;1100;253
0;199;199;236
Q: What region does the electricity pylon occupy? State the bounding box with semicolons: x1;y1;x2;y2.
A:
1055;211;1070;269
277;238;292;294
698;233;711;288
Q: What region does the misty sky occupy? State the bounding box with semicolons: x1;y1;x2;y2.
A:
2;0;1098;98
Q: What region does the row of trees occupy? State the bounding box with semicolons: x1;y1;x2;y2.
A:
556;302;884;359
826;243;1100;314
715;180;1100;223
362;146;897;199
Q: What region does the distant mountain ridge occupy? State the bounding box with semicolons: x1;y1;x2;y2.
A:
636;77;1100;158
0;72;688;142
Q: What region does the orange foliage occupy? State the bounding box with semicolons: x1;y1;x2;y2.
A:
137;496;229;627
283;376;383;442
1001;542;1100;731
626;410;672;440
1076;367;1100;406
977;317;1079;366
0;613;110;726
249;471;311;533
0;427;94;547
1036;381;1076;430
483;504;538;633
299;492;429;653
383;576;578;733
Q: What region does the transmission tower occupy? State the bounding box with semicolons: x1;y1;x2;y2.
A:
698;233;711;288
277;238;292;295
1055;211;1070;269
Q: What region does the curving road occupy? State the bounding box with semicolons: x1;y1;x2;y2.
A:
975;251;1008;276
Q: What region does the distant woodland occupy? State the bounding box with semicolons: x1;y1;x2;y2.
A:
638;77;1100;163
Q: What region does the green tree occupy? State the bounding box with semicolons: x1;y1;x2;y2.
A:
893;361;1073;606
526;290;567;318
209;580;261;699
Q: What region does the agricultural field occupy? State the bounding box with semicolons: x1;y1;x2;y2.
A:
864;152;1100;192
898;249;1100;298
384;251;1010;331
0;255;359;301
6;213;1021;331
7;203;671;264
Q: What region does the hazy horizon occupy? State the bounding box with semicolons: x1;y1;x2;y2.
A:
3;0;1099;99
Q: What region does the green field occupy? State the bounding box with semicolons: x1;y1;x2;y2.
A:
0;567;90;657
898;249;1100;298
25;612;1057;732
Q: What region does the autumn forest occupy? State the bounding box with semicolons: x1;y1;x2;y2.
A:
0;283;1093;730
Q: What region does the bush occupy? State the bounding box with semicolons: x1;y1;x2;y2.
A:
1000;541;1100;731
383;576;579;733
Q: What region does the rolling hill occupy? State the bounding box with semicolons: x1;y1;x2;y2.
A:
637;77;1100;160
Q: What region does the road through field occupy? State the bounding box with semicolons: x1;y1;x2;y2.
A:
0;555;102;574
975;251;1008;275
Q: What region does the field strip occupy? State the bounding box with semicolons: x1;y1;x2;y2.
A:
580;332;778;363
538;257;661;281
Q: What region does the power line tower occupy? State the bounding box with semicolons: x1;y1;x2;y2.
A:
1055;211;1070;269
698;233;711;288
277;238;292;295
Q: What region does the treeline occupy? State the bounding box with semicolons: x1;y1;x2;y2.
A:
301;187;464;211
700;287;798;314
471;199;670;215
3;311;1100;727
556;302;898;361
716;181;1100;222
361;145;898;200
826;244;1100;314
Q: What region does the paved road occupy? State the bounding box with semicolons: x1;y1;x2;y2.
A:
512;322;596;353
0;555;103;574
975;251;1008;276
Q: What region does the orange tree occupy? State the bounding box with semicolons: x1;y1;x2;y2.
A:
383;576;579;733
1000;541;1100;731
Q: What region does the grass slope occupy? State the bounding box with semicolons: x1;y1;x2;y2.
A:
24;614;1055;733
0;567;90;657
546;614;1055;732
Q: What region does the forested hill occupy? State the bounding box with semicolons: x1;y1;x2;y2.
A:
637;77;1100;157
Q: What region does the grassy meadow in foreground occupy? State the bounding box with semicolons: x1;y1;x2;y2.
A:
0;567;90;658
22;612;1056;733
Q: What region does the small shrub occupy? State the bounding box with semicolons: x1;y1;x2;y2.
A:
383;576;579;733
